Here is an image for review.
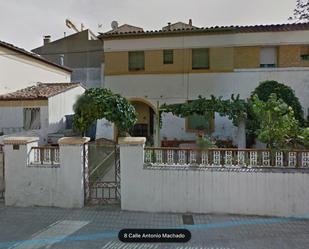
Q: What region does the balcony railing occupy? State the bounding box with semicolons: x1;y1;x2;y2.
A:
144;147;309;168
28;146;60;166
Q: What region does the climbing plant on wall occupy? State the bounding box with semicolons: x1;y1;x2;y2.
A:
73;88;137;135
160;94;248;127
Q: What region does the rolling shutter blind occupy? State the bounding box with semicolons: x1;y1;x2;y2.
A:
260;47;277;67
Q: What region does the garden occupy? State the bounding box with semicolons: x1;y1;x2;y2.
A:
72;81;309;150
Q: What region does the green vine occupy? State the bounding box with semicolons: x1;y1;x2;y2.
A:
73;88;137;135
160;94;248;127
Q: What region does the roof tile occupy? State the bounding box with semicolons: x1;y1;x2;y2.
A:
0;83;83;100
100;22;309;38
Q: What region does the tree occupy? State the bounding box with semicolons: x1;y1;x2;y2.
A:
251;81;304;125
73;88;137;136
289;0;309;22
251;94;301;149
246;80;305;146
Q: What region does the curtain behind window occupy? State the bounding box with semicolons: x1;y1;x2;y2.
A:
129;51;145;70
23;108;41;130
192;48;209;69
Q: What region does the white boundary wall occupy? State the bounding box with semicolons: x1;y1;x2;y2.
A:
3;136;89;208
119;137;309;217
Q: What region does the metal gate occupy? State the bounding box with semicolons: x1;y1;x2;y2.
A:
84;139;120;205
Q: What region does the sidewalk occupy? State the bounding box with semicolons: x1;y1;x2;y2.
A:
0;203;309;249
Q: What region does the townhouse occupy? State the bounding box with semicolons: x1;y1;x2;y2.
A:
100;22;309;145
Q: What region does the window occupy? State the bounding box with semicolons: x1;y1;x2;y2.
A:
186;113;214;132
163;50;173;64
23;108;41;130
129;51;145;71
260;47;277;68
192;48;209;69
300;46;309;60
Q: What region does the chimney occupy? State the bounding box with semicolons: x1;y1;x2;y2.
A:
168;22;171;31
59;54;64;66
43;35;51;45
189;19;192;27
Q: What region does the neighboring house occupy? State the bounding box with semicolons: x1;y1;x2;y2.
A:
100;22;309;145
162;19;198;31
0;83;85;144
32;29;103;88
106;23;144;34
0;40;71;94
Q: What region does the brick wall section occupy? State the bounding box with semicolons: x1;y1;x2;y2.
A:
210;47;234;71
278;45;309;67
279;45;300;67
234;47;260;69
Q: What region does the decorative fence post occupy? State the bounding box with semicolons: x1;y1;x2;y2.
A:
118;137;146;211
3;137;39;206
57;137;90;208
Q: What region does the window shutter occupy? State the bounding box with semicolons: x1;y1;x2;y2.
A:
163;50;173;64
260;47;277;66
129;51;145;70
192;48;209;69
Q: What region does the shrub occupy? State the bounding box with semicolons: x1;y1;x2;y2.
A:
251;93;302;149
196;132;217;149
251;80;304;125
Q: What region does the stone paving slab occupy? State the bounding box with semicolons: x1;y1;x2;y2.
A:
0;204;309;249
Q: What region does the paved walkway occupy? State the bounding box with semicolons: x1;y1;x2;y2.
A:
0;203;309;249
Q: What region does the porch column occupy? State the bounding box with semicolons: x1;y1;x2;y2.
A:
3;137;39;206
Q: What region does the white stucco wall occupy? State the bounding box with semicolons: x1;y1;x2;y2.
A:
48;86;85;133
0;46;71;94
106;69;309;142
120;142;309;217
4;138;86;208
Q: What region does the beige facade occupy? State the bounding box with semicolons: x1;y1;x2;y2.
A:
278;45;309;67
234;47;260;69
105;47;235;75
105;45;309;75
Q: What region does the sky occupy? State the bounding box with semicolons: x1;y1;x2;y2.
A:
0;0;297;51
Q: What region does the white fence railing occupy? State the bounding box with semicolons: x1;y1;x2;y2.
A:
28;146;60;166
144;147;309;168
